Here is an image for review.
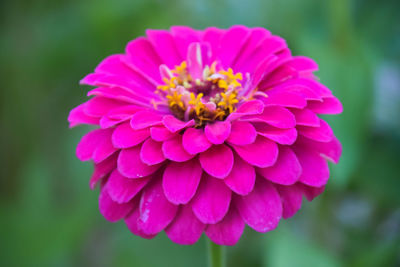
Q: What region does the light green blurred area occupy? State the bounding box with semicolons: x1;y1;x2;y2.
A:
1;0;399;266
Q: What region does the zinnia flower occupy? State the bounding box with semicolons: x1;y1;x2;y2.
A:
68;25;342;246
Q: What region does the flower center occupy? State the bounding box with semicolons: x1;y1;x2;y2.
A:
156;60;244;127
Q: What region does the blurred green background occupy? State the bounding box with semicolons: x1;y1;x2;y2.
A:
1;0;400;266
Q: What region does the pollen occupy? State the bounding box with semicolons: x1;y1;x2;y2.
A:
218;92;239;113
157;77;177;91
156;61;244;127
188;93;205;115
218;68;243;90
166;91;184;108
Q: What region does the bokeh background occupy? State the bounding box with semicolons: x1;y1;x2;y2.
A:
1;0;400;266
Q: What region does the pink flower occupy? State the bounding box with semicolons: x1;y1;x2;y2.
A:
68;26;342;246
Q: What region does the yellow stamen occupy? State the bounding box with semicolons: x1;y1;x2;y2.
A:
171;61;187;74
218;92;239;113
157;77;177;91
218;68;243;89
188;93;204;115
214;109;226;120
166;91;184;108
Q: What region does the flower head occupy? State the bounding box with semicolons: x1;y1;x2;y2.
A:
68;26;342;246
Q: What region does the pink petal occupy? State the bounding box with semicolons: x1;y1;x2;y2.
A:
84;72;157;100
241;35;287;74
140;138;166;165
233;27;271;70
296;135;342;164
95;54;136;76
218;25;251;68
262;92;307;109
162;115;195;133
124;37;162;84
170;26;200;59
182;127;212;154
199;144;234;179
299;183;325;201
68;103;99;127
226;121;257;146
260;65;297;89
92;135;117;164
255;123;298;145
84;97;126;117
150;126;177;141
227;100;264;121
90;153;118;190
99;105;140;129
294;148;330;187
130;110;163;130
224;154;255;195
162;135;195;162
187;42;203;80
94;54;159;93
162;159;202;204
99;187;134;222
107;169;150;203
232;136;278;168
242;106;296;129
307;96;343;115
287;56;318;72
236;179;282;232
257;146;301;185
192;174;232;224
138;179;178;235
205;207;245;246
76;128;113;161
112;122;150;148
290;108;320;127
245;55;278;93
165;204;205;245
202;27;225;62
118;146;161;178
276;184;303;219
125;207;157;239
280;78;331;98
146;29;182;68
297;119;333;142
267;83;321;101
204;120;231;145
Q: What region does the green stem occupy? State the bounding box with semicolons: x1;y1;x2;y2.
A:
207;239;225;267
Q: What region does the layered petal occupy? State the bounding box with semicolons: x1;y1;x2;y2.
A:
165;204;205;245
107;169;150;203
138;179;179;235
257;146;301;185
163;159;203;204
192;174;232;224
182;127;212;154
199;144;234;178
232;136;278;168
99;187;134;222
125;207;157;239
276;184;303;219
224;154;255;195
162;135;195;162
118;146;161;178
76;128;113;161
205;120;231;145
112;122;150;148
205;207;245;246
236;179;282;232
226;121;257;146
140;138;165;165
294;148;330;187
